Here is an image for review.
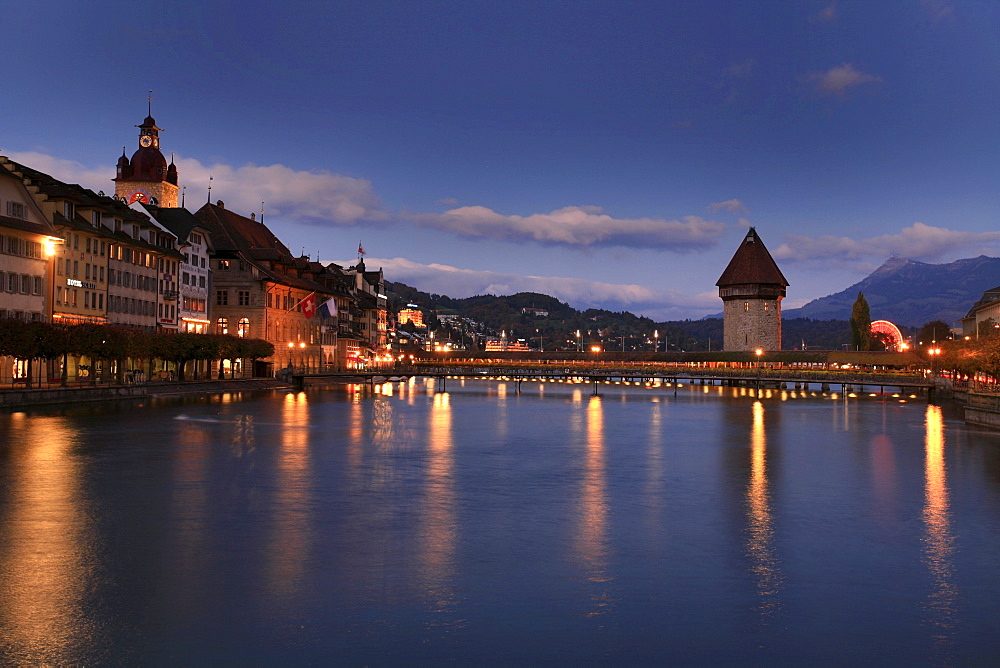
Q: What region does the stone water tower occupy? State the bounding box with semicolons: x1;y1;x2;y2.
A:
716;227;788;351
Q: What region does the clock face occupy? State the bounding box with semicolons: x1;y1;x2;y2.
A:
128;190;150;204
139;135;153;147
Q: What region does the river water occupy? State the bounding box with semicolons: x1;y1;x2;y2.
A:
1;379;999;665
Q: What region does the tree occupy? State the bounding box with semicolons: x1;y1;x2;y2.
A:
850;292;872;351
916;320;950;347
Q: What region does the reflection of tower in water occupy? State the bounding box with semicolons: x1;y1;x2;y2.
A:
746;401;783;619
922;405;958;656
575;395;613;617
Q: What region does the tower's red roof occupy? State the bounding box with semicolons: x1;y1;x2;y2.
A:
716;227;788;287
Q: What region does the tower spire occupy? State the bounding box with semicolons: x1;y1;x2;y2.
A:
148;89;152;117
207;175;213;204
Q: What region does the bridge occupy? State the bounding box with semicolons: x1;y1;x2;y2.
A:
290;363;938;399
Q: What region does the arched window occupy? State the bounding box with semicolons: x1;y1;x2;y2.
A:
237;317;250;338
217;317;229;335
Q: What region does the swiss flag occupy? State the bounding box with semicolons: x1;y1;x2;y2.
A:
301;292;317;319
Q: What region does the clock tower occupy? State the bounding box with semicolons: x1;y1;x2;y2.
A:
114;114;180;207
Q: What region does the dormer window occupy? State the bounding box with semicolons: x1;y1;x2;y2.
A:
63;202;74;219
5;201;26;219
92;211;100;226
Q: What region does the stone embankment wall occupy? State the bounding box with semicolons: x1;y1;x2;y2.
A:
964;393;1000;429
0;385;147;408
0;378;291;408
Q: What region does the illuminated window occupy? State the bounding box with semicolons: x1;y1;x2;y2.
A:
217;317;229;335
744;302;750;311
764;302;769;311
237;317;250;338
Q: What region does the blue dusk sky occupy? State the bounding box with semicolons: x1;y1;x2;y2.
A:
3;1;998;320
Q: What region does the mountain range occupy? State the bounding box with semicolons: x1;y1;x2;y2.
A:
784;255;1000;327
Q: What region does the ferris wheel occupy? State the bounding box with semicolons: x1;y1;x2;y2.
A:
870;320;905;351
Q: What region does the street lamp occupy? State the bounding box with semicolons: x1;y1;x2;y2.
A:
755;348;763;378
576;329;581;352
928;347;941;380
654;329;659;353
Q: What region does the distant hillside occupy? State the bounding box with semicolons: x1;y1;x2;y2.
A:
785;255;1000;327
387;281;851;350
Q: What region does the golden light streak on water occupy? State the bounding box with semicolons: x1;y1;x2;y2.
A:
0;416;94;663
265;391;313;602
346;396;365;469
419;392;457;616
922;404;958;657
577;395;612;617
746;401;783;619
163;412;216;615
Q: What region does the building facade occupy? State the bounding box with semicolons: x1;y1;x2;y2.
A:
195;201;336;373
716;227;788;351
0;160;54;324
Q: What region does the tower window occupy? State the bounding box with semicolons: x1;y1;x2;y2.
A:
764;302;770;311
744;302;750;312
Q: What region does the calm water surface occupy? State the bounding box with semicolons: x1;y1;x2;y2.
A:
1;379;999;665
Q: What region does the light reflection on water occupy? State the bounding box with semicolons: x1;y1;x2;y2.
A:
1;382;1000;664
745;401;783;620
0;415;94;664
922;404;958;658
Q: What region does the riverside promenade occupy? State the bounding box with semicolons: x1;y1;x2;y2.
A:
0;377;291;408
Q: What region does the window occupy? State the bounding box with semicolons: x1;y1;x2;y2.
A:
20;274;30;294
6;201;26;218
237;317;250;338
199;276;206;288
64;202;74;219
85;263;91;280
73;233;79;250
0;271;4;292
216;290;228;306
238;290;250;306
56;286;62;304
764;302;770;311
73;261;79;278
32;277;41;295
84;291;90;309
744;302;750;312
57;258;63;275
86;237;92;253
217;317;229;335
218;260;230;270
201;257;206;268
182;272;190;285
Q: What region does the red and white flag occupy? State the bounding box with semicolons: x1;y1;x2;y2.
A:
358;241;366;256
301;292;317;319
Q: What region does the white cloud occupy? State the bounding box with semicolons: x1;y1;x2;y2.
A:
413;205;725;251
7;151;115;195
7;151;388;226
709;199;748;215
345;256;721;320
804;63;882;97
773;222;1000;264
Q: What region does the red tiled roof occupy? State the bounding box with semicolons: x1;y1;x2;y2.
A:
716;228;788;287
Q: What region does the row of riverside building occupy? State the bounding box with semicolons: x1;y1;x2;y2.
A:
0;113;389;383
